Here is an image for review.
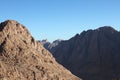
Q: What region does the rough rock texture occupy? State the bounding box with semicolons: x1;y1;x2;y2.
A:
50;26;120;80
0;20;80;80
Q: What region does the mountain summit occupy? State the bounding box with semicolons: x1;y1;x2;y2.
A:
0;20;80;80
49;26;120;80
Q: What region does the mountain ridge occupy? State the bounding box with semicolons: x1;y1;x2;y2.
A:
46;26;120;80
0;20;80;80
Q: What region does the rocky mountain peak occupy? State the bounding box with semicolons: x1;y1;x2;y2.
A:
48;26;120;80
0;20;80;80
41;39;50;44
41;39;63;51
97;26;116;31
0;20;36;56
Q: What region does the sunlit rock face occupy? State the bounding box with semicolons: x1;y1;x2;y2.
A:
0;20;80;80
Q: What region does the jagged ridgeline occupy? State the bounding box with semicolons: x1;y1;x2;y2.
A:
0;20;80;80
45;27;120;80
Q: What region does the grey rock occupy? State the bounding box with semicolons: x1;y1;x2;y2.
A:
49;26;120;80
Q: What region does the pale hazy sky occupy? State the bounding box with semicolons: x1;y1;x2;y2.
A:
0;0;120;42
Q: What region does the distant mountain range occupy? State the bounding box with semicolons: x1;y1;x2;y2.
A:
0;20;80;80
42;26;120;80
40;39;63;51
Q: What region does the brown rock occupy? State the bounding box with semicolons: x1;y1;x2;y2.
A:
0;20;80;80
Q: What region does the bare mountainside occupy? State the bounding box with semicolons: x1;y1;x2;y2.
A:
47;27;120;80
0;20;80;80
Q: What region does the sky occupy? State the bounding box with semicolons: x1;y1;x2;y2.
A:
0;0;120;42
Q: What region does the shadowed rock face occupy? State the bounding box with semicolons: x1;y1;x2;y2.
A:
0;20;80;80
41;39;63;51
50;26;120;80
40;39;51;50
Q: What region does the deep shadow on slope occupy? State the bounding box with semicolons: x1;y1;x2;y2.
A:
49;26;120;80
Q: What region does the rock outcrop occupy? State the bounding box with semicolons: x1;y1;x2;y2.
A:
0;20;80;80
40;39;51;50
41;39;63;51
50;26;120;80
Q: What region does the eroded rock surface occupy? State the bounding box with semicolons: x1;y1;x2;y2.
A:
0;20;80;80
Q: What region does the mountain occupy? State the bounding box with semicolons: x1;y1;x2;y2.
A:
0;20;80;80
49;26;120;80
40;39;63;51
40;39;51;50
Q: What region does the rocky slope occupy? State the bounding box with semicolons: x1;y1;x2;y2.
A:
50;26;120;80
0;20;80;80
